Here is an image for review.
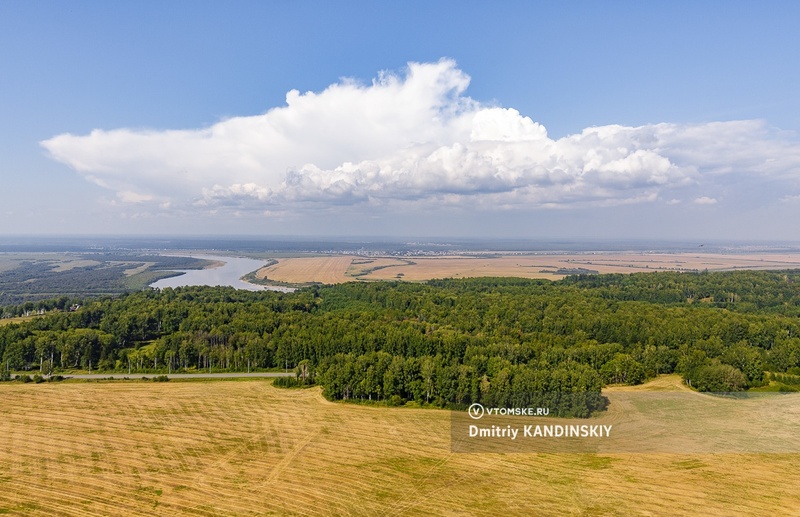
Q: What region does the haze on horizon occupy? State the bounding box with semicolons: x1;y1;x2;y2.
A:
3;2;800;241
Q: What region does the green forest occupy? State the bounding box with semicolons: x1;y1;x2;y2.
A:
3;270;800;415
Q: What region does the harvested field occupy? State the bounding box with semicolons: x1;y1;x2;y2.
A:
253;252;800;284
255;256;355;284
360;256;558;281
531;251;800;275
1;377;798;516
346;257;412;278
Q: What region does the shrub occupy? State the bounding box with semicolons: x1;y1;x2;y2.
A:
386;395;404;407
273;376;302;388
691;363;747;392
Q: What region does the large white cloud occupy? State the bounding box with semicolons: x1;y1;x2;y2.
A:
41;59;800;213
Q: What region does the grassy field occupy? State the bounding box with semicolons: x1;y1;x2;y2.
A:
0;315;40;326
1;376;798;516
251;251;800;285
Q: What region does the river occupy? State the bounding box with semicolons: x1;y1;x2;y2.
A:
149;255;295;292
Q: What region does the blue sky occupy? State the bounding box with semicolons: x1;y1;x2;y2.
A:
2;1;800;240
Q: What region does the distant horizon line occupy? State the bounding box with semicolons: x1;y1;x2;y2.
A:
2;234;800;250
2;234;800;242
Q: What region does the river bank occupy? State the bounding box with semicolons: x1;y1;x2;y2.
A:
149;254;295;292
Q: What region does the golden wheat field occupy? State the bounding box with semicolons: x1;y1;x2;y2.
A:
255;256;356;284
1;377;798;516
253;252;800;285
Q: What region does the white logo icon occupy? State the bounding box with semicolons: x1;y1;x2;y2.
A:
468;403;485;419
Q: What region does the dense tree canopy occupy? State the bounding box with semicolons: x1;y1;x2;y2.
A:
3;270;800;412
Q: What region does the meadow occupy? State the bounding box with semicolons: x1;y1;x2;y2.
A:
0;315;39;326
1;376;798;516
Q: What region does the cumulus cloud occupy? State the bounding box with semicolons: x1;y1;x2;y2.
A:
41;59;800;215
694;196;718;205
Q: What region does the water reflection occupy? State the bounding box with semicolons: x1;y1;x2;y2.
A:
149;255;294;292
